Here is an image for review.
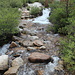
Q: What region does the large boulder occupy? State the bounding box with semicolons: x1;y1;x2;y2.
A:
0;55;8;70
28;52;51;63
4;66;19;75
12;57;24;67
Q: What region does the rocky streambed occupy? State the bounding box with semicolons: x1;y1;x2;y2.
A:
0;2;64;75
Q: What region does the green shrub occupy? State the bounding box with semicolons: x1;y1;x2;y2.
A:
60;35;75;73
22;0;27;7
10;0;23;8
30;6;42;17
0;8;20;44
0;0;10;8
48;7;70;34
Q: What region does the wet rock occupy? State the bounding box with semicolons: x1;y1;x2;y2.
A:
21;28;31;34
33;40;43;47
12;57;23;67
39;46;46;50
31;36;39;40
54;65;63;71
28;52;51;63
9;42;18;48
37;70;44;75
9;47;26;52
0;55;8;70
27;47;37;51
22;40;33;47
58;60;63;65
12;36;22;41
21;16;25;19
6;51;14;55
4;66;19;75
22;11;30;18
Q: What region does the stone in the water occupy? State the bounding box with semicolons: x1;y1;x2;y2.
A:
27;47;37;51
4;66;19;75
54;65;63;71
28;52;51;63
0;55;8;70
9;47;26;52
9;42;18;48
22;40;33;47
12;57;23;67
37;70;44;75
33;40;43;47
39;46;46;50
31;36;39;40
12;36;22;41
58;60;63;65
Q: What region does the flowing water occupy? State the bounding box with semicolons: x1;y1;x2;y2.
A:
33;8;51;24
0;44;10;55
18;8;61;75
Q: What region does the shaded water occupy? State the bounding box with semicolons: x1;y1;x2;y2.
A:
0;44;10;55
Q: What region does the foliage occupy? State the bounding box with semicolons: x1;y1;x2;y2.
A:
0;8;20;35
30;6;42;16
47;0;75;73
48;7;69;34
48;0;75;34
60;34;75;72
10;0;23;8
0;0;21;45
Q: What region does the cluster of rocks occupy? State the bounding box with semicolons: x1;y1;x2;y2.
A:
0;38;53;75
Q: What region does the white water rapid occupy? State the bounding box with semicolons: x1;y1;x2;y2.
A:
33;8;51;24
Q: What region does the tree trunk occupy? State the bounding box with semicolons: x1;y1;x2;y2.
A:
45;0;48;7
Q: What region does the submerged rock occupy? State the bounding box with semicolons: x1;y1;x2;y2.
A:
0;55;8;70
28;52;51;63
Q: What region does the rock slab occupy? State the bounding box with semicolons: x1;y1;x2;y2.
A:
28;52;51;63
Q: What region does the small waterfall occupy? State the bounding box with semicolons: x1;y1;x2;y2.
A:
33;8;51;24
